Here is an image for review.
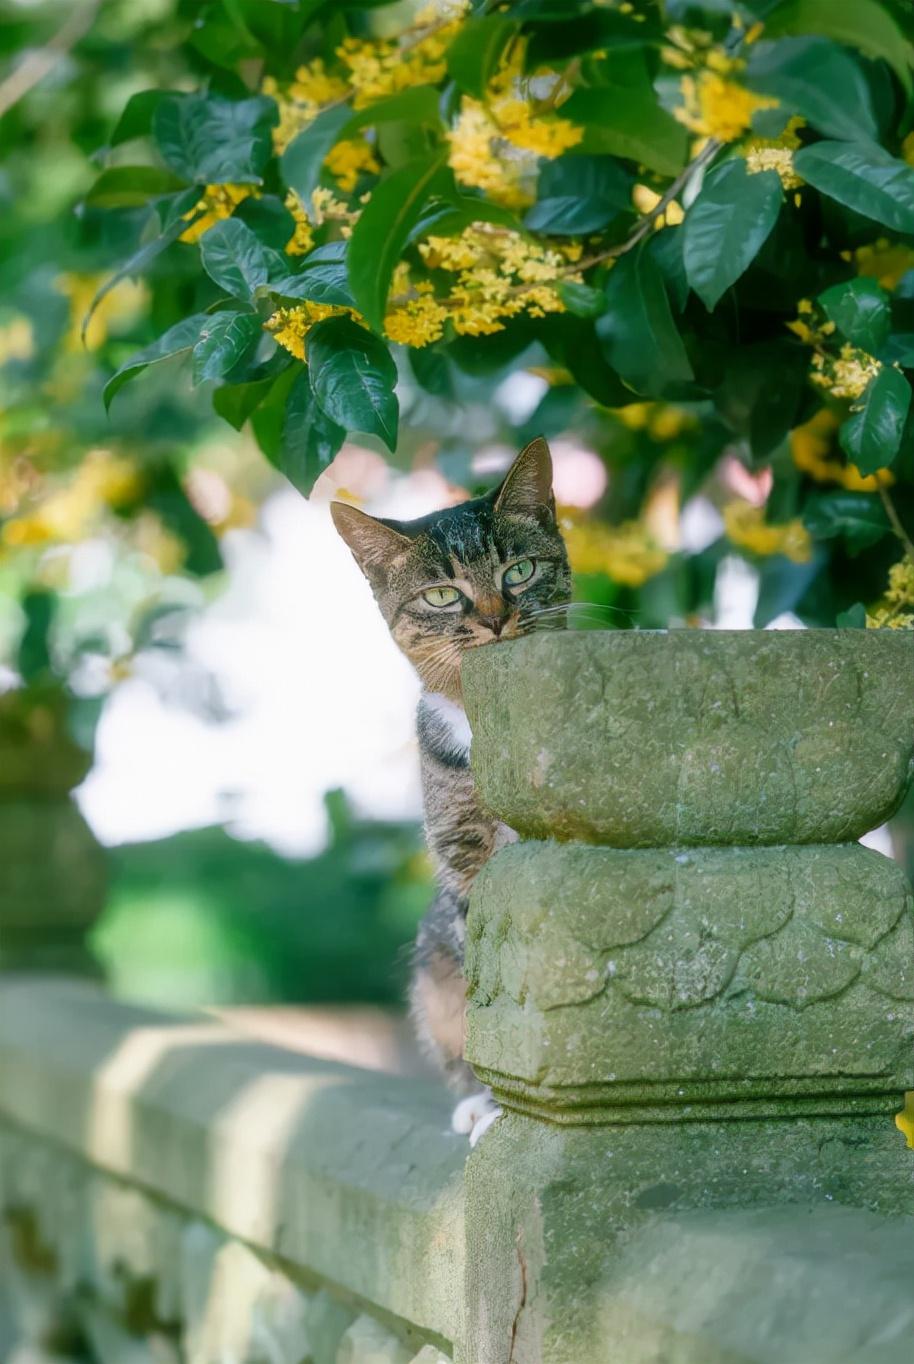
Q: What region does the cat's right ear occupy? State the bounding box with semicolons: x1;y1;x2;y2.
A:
330;502;412;578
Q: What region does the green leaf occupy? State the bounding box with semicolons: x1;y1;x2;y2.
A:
838;366;912;474
746;37;878;142
817;277;890;354
542;317;632;406
555;280;605;318
598;244;693;396
348;151;449;331
764;0;913;95
880;334;914;367
153;92;277;185
525;155;632;235
103;313;208;409
269;241;355;308
213;375;277;430
562;81;687;178
199;218;286;300
836;602;867;627
802;490;890;552
794;141;914;235
84;166;187;209
307;316;399;450
281;104;352;205
344;86;442;134
250;366;300;461
446;16;518;97
280;369;346;496
683;159;782;311
524;11;661;66
192;311;262;385
110;90;182;147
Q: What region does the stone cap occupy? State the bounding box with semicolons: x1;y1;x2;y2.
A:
463;630;914;847
465;841;914;1123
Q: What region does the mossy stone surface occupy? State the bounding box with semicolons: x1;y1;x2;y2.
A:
462;630;914;846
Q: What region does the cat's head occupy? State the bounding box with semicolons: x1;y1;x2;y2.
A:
331;437;571;699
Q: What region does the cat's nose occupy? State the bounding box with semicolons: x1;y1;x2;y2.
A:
478;613;504;636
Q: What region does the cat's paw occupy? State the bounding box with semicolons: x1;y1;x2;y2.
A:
451;1091;502;1146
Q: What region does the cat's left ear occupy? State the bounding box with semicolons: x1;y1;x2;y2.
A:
494;436;555;518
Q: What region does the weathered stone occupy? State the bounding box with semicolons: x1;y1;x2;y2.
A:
462;630;914;846
466;840;914;1121
182;1236;312;1364
304;1291;355;1364
407;1347;451;1364
336;1315;412;1364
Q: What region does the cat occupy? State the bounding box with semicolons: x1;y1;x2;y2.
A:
331;436;571;1143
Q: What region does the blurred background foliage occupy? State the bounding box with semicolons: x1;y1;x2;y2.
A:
2;0;914;1012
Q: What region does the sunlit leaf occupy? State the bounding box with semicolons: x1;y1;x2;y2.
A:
839;366;911;474
199;218;286;300
153;92;277;185
307;316;399;449
192;311;262;385
817;277;890;354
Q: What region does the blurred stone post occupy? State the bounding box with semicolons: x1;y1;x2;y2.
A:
461;630;914;1364
0;686;105;973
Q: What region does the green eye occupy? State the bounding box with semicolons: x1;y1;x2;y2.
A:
422;585;462;608
504;558;536;587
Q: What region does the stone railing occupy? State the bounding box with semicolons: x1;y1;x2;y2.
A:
1;630;913;1364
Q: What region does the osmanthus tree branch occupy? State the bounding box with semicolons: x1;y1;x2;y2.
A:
876;478;914;564
0;0;100;121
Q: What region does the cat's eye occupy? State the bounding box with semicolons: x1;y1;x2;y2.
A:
504;557;536;587
422;585;462;608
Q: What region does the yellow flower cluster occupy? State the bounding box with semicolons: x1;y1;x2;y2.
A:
311;185;361;236
868;556;914;628
743;117;804;190
614;402;696;441
336;6;466;110
383;265;447;347
789;409;892;491
1;450;143;551
325;137;380;193
179;184;254;245
417;223;579;337
632;184;685;230
810;344;881;401
854;238;914;291
265;302;356;361
675;71;776;142
0;316;34;365
561;513;668;587
263;59;348;152
284;192;314;256
722;501;812;563
447;40;582;208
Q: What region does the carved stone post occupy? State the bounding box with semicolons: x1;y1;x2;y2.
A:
460;630;914;1364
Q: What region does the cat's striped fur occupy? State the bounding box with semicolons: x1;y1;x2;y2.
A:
331;438;571;1089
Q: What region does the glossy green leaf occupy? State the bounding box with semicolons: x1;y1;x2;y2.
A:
199;218;286;301
213;375;277;430
344;86;442;134
103;313;209;409
836;602;867;627
348;151;449;331
802;490;890;551
764;0;913;95
746;37;878;142
153;93;277;185
110;90;182;146
192;311;262;385
598;244;693;395
555;280;605;318
817;277;890;354
84;166;187;208
307;316;399;450
82;204;202;343
524;10;661;66
280;369;346;496
446;16;518;97
562;83;687;177
838;366;912;474
684;159;782;311
794;141;914;235
880;334;914;367
525;154;632;235
281;105;352;204
269;241;355;308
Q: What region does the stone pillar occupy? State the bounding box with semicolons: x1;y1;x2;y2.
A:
0;686;105;973
460;630;914;1364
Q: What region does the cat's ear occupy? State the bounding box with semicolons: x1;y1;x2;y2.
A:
494;436;555;517
331;502;412;577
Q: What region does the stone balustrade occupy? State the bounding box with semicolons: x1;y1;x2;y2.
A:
0;629;913;1364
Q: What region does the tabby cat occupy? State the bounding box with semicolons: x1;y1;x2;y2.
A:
331;437;571;1142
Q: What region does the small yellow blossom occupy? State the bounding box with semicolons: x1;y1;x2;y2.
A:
265;302;360;360
743;115;804;189
855;238;914;291
561;513;668;587
675;72;777;142
311;186;361;235
284;192;314;256
0;316;34;365
384;291;448;347
263;60;349;152
447;99;532;208
632;184;684;229
179;184;254;244
325;137;380;193
790;408;893;491
867;606;914;629
886;556;914;608
337;8;464;109
810;344;881;401
723;500;812;562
